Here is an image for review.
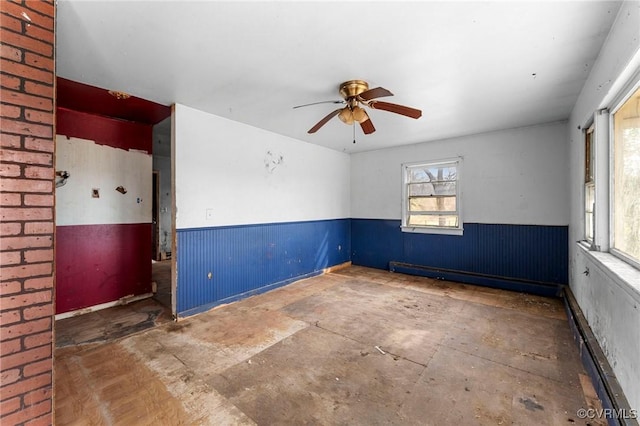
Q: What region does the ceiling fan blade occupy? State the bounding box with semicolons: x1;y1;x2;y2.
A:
358;87;394;101
308;108;342;133
369;101;422;119
294;100;345;109
360;117;376;135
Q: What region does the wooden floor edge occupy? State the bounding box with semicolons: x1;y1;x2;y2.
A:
324;261;352;273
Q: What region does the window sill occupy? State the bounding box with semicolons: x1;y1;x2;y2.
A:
577;243;640;303
401;226;464;236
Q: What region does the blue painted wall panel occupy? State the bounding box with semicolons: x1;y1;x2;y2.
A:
176;219;350;315
351;220;568;286
350;219;403;270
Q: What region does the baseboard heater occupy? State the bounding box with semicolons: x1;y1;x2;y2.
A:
388;261;564;297
563;288;638;426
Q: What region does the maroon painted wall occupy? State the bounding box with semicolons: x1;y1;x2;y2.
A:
57;107;152;153
55;108;153;314
55;224;152;313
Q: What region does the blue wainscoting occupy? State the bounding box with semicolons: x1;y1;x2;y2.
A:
176;219;351;317
352;219;568;296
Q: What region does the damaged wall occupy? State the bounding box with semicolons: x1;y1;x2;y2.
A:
567;1;640;411
55;108;153;315
173;104;351;316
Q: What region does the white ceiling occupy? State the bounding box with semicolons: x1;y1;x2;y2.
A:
56;1;621;153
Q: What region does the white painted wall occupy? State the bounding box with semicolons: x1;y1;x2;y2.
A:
55;136;152;226
351;121;568;226
567;1;640;411
174;104;350;229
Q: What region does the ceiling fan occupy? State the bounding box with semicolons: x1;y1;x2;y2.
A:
294;80;422;135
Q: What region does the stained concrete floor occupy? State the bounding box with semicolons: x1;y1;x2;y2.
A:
54;266;604;425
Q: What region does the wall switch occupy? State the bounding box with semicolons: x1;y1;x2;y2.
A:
206;209;214;220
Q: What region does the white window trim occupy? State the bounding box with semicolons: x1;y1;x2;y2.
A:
608;74;640;270
401;157;463;236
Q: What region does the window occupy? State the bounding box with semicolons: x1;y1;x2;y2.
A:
584;125;595;243
611;85;640;267
402;158;462;235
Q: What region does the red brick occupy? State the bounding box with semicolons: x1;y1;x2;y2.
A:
0;368;21;385
24;108;52;125
2;1;54;32
0;396;21;417
23;277;51;291
24;413;54;426
0;73;22;91
23;386;51;405
24;22;54;46
1;192;21;205
0;59;53;85
0;163;21;177
0;223;21;236
24;165;53;179
0;309;21;326
0;281;22;295
0;208;53;222
3;400;52;426
0;148;51;165
24;52;53;72
23;330;51;349
0;338;22;357
0;383;52;420
0;318;51;345
23;81;52;99
0;251;21;266
0;178;52;193
0;12;22;33
23;194;52;206
24;137;53;153
0;103;22;119
22;1;55;20
23;222;52;235
22;305;52;322
0;290;51;311
0;133;21;148
0;117;52;138
22;358;51;378
23;249;52;264
0;43;22;61
0;262;52;280
0;89;52;111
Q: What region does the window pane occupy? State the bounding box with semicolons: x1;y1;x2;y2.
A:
409;165;457;183
409;196;456;212
612;86;640;262
408;181;456;197
408;214;459;227
585;183;594;241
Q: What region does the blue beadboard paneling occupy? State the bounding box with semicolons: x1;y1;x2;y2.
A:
351;220;568;293
176;219;350;316
351;219;403;270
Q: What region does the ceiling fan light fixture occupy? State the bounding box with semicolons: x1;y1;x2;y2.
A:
338;107;354;124
352;106;367;123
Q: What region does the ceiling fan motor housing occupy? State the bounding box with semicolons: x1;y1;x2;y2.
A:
339;80;370;99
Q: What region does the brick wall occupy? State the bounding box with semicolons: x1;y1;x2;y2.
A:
1;1;55;425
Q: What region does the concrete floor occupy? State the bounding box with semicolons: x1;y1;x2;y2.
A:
54;266;604;425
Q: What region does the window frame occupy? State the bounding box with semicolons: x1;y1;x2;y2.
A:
609;80;640;270
401;157;463;236
584;124;595;244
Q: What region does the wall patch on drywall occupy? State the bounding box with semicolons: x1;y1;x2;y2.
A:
264;150;284;173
